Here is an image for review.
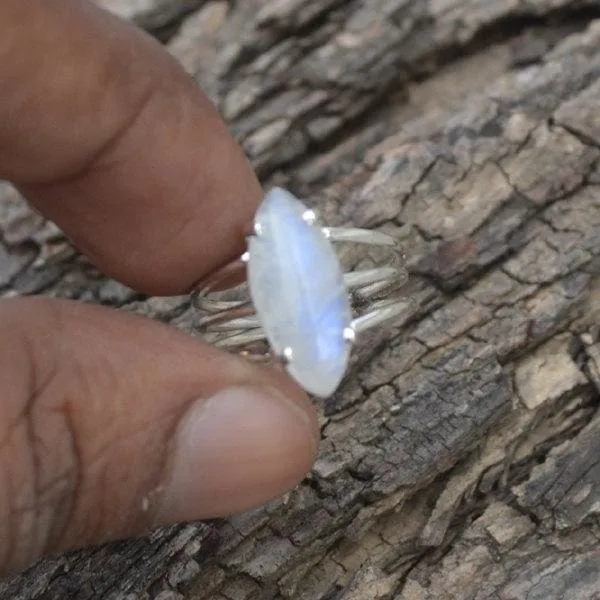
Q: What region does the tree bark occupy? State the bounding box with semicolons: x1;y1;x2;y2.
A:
1;1;600;598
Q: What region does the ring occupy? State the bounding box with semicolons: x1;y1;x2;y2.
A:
191;187;412;398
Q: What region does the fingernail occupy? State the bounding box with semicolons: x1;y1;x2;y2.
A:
157;386;318;523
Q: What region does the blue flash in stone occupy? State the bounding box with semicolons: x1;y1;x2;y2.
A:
247;188;352;397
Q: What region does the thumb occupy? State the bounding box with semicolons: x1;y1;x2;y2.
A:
0;298;318;574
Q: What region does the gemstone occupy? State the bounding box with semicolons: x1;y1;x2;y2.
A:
247;188;352;397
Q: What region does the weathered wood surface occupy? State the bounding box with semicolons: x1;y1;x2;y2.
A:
1;0;600;598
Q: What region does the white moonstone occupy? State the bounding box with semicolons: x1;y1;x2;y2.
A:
248;188;352;397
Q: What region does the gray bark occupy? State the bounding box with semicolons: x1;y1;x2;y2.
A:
1;0;600;598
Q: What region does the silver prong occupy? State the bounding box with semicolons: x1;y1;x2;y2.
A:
326;227;398;247
241;251;250;263
280;347;294;365
201;315;260;331
343;326;356;345
321;227;332;239
302;209;318;225
344;267;400;290
213;328;267;349
253;221;264;237
351;298;415;333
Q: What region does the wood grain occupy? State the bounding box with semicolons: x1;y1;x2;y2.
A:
1;1;600;598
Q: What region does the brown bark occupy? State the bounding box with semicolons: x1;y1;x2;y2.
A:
1;0;600;598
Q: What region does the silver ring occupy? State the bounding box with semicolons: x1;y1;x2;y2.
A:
191;188;413;397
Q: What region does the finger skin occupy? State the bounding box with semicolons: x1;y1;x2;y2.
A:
0;1;316;575
0;298;318;574
0;0;262;295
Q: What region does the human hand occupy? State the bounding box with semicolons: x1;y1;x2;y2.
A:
0;0;318;574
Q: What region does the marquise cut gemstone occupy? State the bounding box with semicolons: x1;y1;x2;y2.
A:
247;188;352;397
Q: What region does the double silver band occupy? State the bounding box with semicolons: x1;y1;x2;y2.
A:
191;224;412;356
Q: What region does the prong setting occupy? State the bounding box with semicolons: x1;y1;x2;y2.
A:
302;209;318;225
343;326;356;345
280;346;294;365
253;221;264;237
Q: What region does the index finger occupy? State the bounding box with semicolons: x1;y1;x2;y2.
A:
0;0;261;295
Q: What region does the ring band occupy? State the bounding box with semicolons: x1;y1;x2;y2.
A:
192;188;412;397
